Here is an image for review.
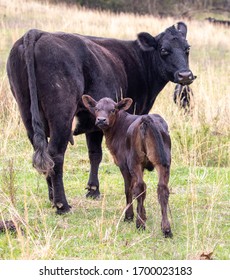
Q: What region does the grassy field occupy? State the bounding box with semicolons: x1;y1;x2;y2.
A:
0;0;229;260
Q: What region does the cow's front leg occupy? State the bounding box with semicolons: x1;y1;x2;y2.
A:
85;131;103;199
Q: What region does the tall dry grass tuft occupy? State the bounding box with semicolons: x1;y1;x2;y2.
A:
2;159;17;206
0;185;71;259
0;75;21;153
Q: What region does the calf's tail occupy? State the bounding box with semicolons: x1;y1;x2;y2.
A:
140;116;169;167
24;29;54;176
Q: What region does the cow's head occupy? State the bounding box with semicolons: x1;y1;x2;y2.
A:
82;95;132;130
137;22;196;85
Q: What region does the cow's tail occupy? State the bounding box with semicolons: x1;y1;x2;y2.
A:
140;116;169;168
23;29;54;176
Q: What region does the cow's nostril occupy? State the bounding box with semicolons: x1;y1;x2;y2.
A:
177;71;196;84
178;71;192;79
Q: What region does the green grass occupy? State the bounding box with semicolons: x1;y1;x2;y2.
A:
0;133;229;260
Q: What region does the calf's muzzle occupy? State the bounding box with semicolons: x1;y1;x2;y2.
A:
96;117;108;129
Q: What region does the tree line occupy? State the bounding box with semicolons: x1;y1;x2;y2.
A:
47;0;230;17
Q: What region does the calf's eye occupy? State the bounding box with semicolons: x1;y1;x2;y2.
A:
110;109;116;114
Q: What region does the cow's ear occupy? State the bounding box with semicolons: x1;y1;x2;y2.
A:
137;32;157;51
116;98;133;111
82;95;97;113
174;22;187;38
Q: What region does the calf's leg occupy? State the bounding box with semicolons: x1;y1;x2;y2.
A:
133;180;147;230
156;165;172;238
130;165;147;229
120;166;134;222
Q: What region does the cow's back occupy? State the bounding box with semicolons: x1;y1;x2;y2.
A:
7;30;132;134
7;30;129;99
41;32;129;98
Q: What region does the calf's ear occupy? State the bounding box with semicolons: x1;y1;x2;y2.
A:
174;22;187;38
82;95;97;113
116;98;133;111
137;32;157;51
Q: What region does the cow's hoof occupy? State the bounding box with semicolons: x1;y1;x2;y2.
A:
55;203;71;215
124;215;134;222
86;186;100;199
163;229;173;238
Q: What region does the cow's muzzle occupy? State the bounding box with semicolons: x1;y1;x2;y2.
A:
175;70;196;85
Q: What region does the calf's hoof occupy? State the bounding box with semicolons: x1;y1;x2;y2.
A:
55;203;71;215
136;221;146;231
86;186;100;199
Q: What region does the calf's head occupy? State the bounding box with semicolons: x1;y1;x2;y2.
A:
137;22;196;85
82;95;133;130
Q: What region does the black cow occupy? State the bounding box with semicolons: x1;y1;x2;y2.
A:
7;22;195;214
205;17;230;27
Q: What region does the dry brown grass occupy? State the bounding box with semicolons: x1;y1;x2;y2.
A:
1;0;229;133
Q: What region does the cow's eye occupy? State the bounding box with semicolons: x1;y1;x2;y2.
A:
110;109;116;114
95;108;100;112
160;48;169;56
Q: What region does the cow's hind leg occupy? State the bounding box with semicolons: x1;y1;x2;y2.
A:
85;131;103;199
46;176;54;206
48;128;72;214
156;165;172;238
